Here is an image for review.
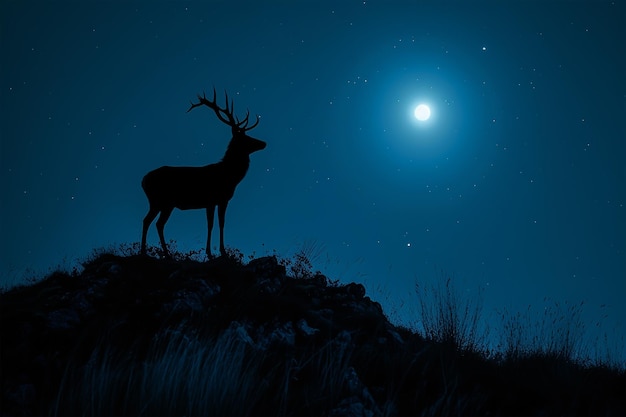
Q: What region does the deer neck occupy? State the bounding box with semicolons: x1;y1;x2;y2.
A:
219;149;250;182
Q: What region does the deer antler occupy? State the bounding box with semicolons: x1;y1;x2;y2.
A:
237;108;260;131
187;88;259;131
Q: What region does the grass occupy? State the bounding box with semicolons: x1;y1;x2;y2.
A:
414;275;488;353
53;327;266;416
413;272;624;369
52;324;358;417
499;300;587;362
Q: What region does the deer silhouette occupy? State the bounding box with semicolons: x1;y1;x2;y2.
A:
140;89;266;258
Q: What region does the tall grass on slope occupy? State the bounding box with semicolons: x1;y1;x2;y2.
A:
53;325;361;416
277;332;354;415
500;300;587;362
414;276;487;352
53;327;267;416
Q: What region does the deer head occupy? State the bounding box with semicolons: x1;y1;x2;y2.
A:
188;89;266;157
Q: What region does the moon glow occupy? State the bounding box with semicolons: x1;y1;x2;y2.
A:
414;104;431;121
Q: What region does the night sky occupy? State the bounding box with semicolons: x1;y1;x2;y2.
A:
1;1;624;359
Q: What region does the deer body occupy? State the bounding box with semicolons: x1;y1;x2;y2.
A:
140;89;266;258
142;161;248;210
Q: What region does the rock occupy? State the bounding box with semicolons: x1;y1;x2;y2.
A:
257;275;283;295
249;256;286;294
252;320;298;350
387;328;404;344
312;273;328;286
346;283;366;299
305;308;334;332
343;297;384;318
169;290;204;314
344;366;378;406
270;321;296;347
329;395;376;417
46;308;80;331
297;318;319;337
96;261;122;276
335;330;353;347
329;367;381;417
86;277;109;299
161;279;220;316
69;292;93;316
247;256;286;280
225;321;255;346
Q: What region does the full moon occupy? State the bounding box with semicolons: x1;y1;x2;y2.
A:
414;104;431;121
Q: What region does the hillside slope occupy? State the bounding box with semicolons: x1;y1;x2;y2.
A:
1;252;624;416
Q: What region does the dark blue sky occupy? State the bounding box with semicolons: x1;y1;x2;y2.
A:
1;1;624;358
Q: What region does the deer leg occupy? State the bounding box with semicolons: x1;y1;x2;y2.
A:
217;202;228;257
141;208;159;255
155;207;174;258
206;206;216;258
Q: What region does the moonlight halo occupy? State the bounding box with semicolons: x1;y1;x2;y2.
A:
414;104;431;121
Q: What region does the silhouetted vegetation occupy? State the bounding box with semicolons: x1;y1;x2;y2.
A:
1;245;624;416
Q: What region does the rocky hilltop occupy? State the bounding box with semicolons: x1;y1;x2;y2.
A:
1;251;624;416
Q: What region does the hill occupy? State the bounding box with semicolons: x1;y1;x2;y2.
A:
1;250;624;416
